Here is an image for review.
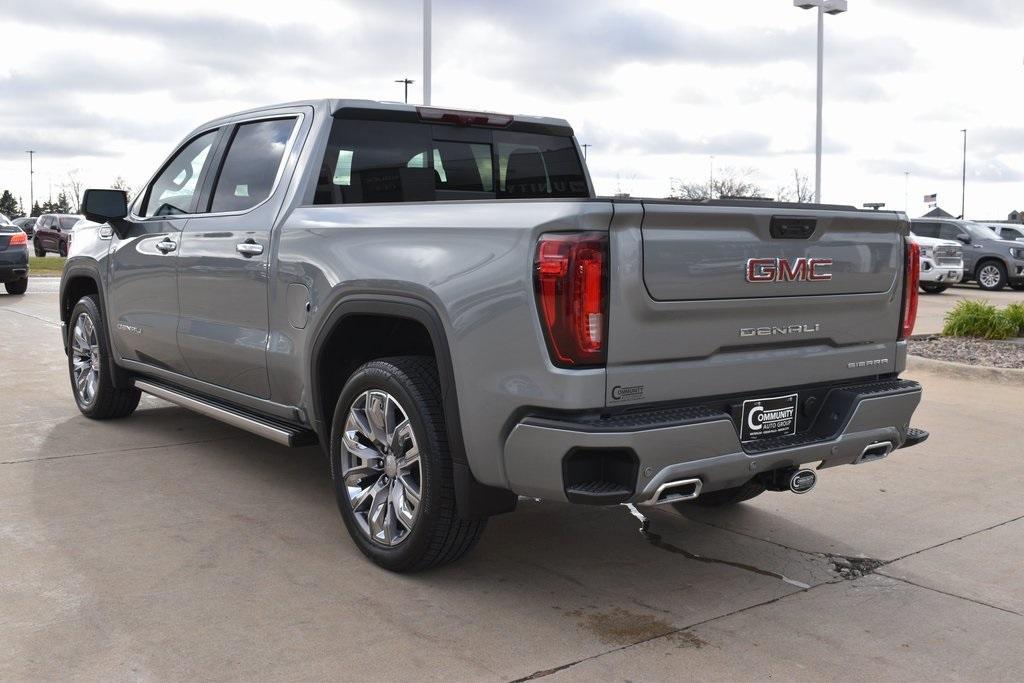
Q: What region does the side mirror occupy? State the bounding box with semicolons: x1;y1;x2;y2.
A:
955;233;970;244
82;189;129;237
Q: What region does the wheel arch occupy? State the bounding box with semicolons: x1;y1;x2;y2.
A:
308;292;516;519
61;264;131;389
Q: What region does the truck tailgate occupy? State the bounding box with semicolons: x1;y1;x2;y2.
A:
605;201;908;406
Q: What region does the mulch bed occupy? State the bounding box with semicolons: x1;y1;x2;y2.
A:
909;335;1024;370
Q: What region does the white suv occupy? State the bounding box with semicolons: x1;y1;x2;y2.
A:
910;234;963;294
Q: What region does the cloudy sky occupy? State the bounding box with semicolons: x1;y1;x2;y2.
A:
1;0;1023;218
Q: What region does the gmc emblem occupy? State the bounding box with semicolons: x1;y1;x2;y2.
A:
746;257;833;283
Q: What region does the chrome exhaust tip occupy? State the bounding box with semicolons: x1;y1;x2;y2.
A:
642;478;703;506
857;441;895;464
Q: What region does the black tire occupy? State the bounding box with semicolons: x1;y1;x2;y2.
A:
920;283;948;294
33;239;45;257
1011;283;1024;292
675;478;767;510
330;356;486;572
976;260;1008;291
67;295;141;419
58;241;68;257
4;278;28;295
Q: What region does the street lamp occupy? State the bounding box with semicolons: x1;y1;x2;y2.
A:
394;78;414;103
793;0;848;204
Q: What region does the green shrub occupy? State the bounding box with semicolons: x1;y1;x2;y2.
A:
942;300;1018;340
1004;302;1024;336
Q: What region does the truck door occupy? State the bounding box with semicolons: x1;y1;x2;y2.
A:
107;129;222;373
175;111;307;399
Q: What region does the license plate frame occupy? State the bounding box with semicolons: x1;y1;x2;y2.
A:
740;393;799;443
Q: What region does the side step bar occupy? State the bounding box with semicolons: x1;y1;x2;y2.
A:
134;379;316;447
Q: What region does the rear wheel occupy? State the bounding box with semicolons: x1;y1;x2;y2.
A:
675;478;766;510
1011;283;1024;292
977;261;1007;291
920;283;948;294
330;356;486;572
68;295;141;419
33;239;45;257
4;278;28;295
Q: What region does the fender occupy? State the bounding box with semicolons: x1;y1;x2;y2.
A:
307;291;517;519
60;261;132;390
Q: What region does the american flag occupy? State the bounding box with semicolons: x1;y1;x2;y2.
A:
924;193;937;203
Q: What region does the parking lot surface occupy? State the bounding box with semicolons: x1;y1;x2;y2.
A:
915;284;1022;335
2;283;1022;680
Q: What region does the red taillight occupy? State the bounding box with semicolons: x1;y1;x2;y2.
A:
900;239;920;340
534;232;608;367
9;231;27;247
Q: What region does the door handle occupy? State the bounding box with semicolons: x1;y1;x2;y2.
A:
155;239;177;253
236;240;264;257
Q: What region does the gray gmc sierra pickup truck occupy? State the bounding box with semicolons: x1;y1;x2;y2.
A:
62;99;928;571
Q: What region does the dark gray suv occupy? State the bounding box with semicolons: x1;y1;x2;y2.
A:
911;219;1024;291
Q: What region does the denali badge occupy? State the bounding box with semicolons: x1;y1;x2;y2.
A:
746;257;833;282
740;323;820;337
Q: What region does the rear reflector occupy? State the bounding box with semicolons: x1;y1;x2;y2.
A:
8;231;27;247
534;232;608;367
900;238;920;340
416;107;512;127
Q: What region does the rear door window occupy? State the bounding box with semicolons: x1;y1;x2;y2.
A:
911;222;939;238
315;119;587;205
210;118;296;213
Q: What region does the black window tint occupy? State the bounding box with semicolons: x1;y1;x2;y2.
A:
911;222;939;238
58;216;79;229
210;118;295;213
495;132;588;198
314;119;587;204
143;130;218;217
938;224;963;241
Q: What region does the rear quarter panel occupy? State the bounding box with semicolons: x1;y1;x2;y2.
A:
271;199;613;489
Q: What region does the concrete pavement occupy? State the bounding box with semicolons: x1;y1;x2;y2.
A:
1;287;1022;680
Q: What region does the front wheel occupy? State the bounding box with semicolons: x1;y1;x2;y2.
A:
58;241;68;257
4;278;28;295
920;283;948;294
67;295;141;419
33;239;45;257
330;356;486;572
976;261;1007;291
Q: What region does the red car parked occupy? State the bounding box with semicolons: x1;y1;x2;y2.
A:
33;214;82;257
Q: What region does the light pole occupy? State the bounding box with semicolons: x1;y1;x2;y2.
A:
960;129;967;219
423;0;432;105
26;150;34;213
395;78;414;103
580;143;591;159
794;0;848;203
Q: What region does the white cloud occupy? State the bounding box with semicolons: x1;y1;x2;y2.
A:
0;0;1021;218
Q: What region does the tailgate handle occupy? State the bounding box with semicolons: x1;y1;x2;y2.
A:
770;217;817;239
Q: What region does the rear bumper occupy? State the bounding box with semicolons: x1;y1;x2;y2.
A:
0;253;29;281
503;378;923;504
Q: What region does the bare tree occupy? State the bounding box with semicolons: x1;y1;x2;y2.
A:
111;176;139;200
669;166;764;201
776;169;814;203
61;170;84;213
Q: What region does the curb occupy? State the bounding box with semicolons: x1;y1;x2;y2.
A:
906;354;1024;386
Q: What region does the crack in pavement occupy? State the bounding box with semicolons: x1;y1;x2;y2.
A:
512;510;1024;681
0;306;60;327
1;435;239;465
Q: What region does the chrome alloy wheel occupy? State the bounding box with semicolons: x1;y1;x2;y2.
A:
341;390;423;546
71;313;101;406
979;264;1002;289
